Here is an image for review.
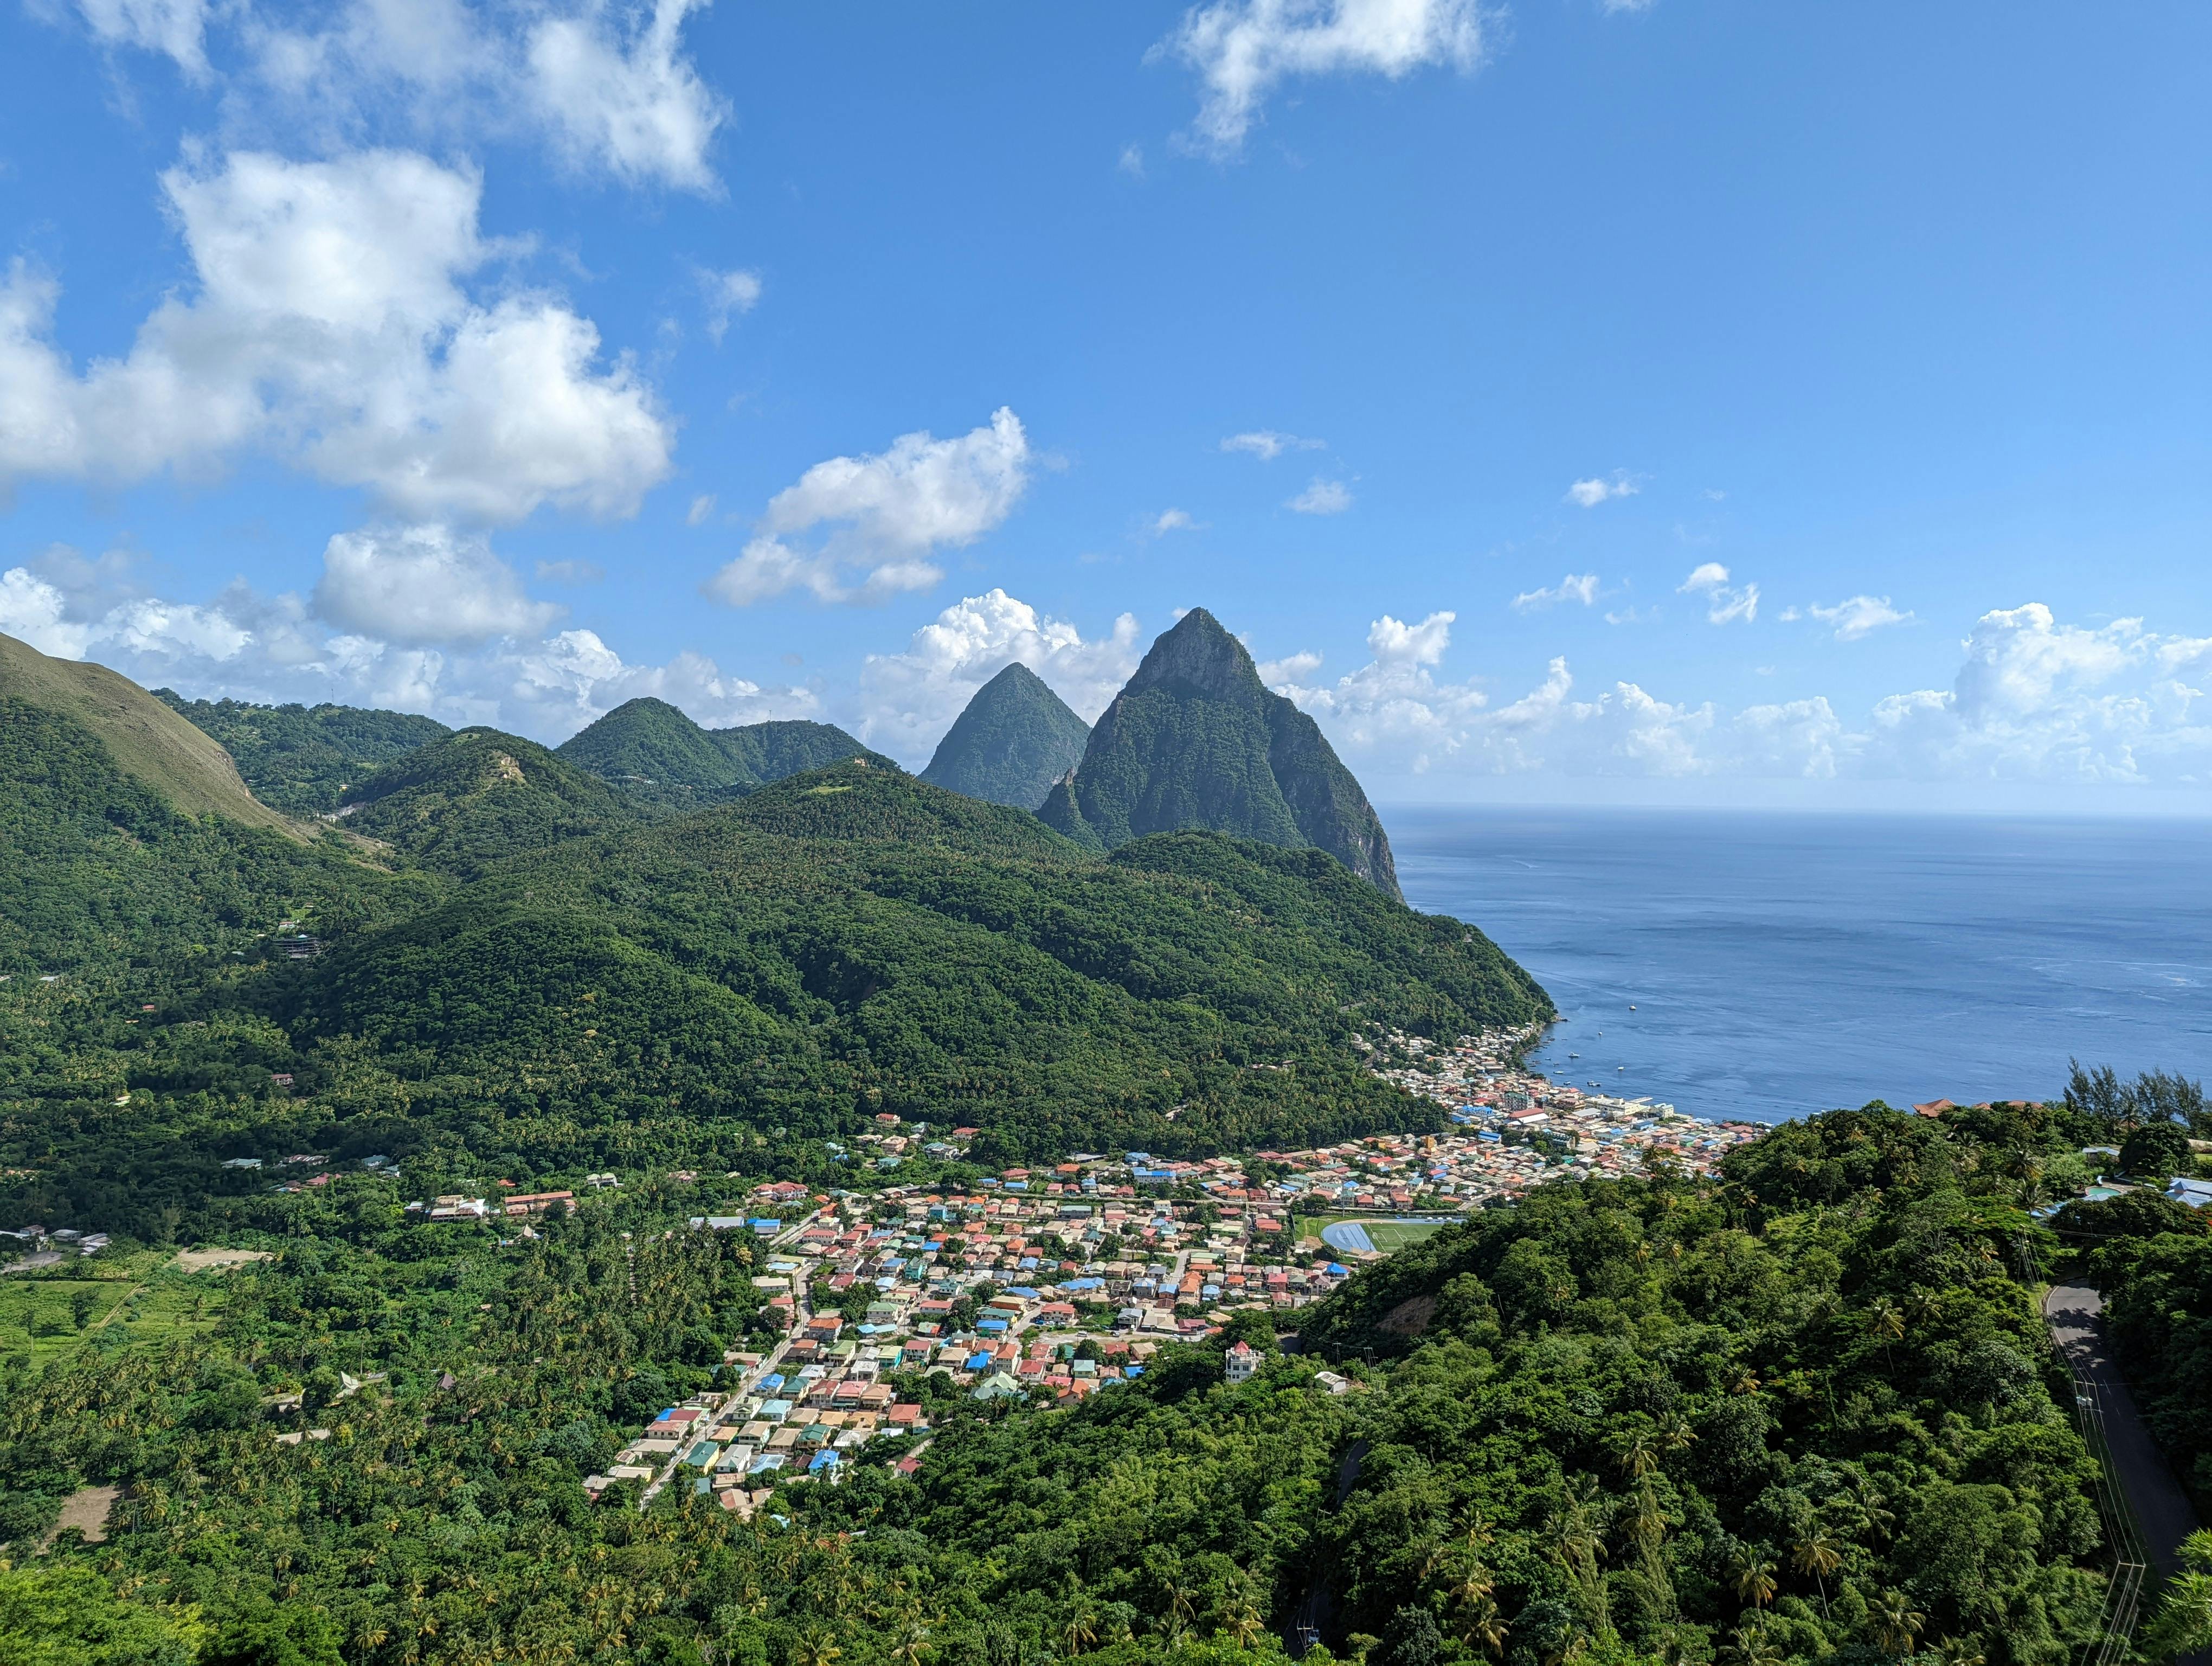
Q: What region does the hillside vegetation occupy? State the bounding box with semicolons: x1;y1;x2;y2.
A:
0;1104;2136;1666
3;721;1549;1238
337;727;642;874
279;764;1548;1177
159;691;452;815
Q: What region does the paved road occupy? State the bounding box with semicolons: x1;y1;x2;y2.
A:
2043;1284;2204;1578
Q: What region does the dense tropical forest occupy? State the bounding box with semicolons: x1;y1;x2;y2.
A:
153;695;453;818
4;1097;2209;1665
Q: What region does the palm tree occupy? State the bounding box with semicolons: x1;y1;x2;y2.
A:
1864;1298;1906;1372
1870;1591;1925;1656
794;1631;843;1666
1162;1580;1197;1644
1061;1605;1097;1657
1454;1595;1508;1658
1790;1529;1841;1617
1217;1587;1264;1648
1616;1430;1658;1479
1732;1556;1778;1611
1448;1551;1495;1613
1724;1620;1785;1666
1931;1638;1984;1666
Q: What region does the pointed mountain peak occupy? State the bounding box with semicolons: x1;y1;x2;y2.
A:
1056;607;1403;899
1123;607;1264;703
979;662;1049;694
921;660;1091;810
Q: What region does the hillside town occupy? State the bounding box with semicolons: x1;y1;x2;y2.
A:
570;1027;1770;1505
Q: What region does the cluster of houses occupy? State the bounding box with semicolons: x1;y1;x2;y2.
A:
766;1183;1362;1328
1357;1026;1768;1194
0;1223;110;1256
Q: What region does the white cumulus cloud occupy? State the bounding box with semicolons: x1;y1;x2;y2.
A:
1566;472;1637;508
1161;0;1490;154
0;566;94;658
0;150;673;523
227;0;727;194
709;408;1032;607
526;0;728;192
313;525;562;645
1512;573;1600;611
857;588;1141;764
1;555;810;740
1263;598;2212;790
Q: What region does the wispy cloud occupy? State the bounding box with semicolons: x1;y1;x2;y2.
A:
1221;430;1325;461
1159;0;1491;155
1512;573;1601;611
1149;508;1198;535
1678;562;1759;625
698;266;762;342
1790;594;1913;641
1288;477;1352;515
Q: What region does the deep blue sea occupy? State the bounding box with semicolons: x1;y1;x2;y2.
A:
1387;808;2212;1126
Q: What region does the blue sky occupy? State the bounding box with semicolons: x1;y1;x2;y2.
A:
2;0;2208;808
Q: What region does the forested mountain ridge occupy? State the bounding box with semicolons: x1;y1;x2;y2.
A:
1;631;440;976
0;695;433;977
336;727;643;874
157;691;452;816
554;695;895;811
273;762;1548;1178
1041;610;1402;899
3;741;1550;1236
921;662;1091;809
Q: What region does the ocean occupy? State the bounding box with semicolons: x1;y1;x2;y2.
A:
1387;806;2212;1126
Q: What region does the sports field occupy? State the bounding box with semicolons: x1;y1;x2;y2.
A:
1315;1216;1452;1255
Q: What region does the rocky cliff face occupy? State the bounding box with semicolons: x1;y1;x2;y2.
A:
1038;609;1401;898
